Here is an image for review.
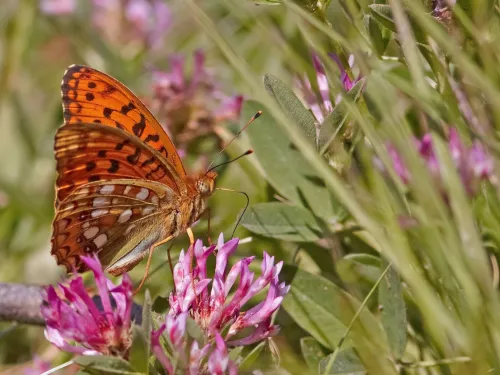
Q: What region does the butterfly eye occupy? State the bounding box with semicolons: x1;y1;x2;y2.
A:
196;180;209;195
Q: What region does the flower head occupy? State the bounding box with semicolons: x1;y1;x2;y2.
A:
41;255;134;357
151;314;236;375
168;234;288;345
387;129;495;197
151;50;243;151
296;53;359;124
92;0;171;48
40;0;76;14
24;356;51;375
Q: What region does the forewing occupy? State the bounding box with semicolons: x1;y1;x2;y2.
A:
54;122;185;206
51;179;178;274
61;64;187;177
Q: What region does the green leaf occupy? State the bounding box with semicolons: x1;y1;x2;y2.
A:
142;290;152;354
245;100;339;221
186;316;205;344
151;295;169;314
318;79;365;153
239;341;266;372
368;4;425;44
281;266;355;349
369;4;395;32
300;337;326;372
74;356;137;375
229;346;243;362
336;254;381;285
378;262;407;359
264;74;317;145
129;326;149;373
364;15;389;57
319;349;366;374
241;202;323;241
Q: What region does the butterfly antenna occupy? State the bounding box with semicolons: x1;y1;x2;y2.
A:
215;187;250;238
207;149;253;173
206;110;262;172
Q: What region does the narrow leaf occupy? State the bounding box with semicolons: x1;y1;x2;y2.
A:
301;337;326;372
239;341;266;371
378;261;407;359
369;4;396;32
129;326;149;373
281;266;355;349
245;100;339;221
241;202;323;241
74;356;136;375
142;290;152;356
319;349;366;374
264;73;317;145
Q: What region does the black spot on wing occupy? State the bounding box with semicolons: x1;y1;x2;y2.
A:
108;159;120;173
144;133;160;143
132;114;146;137
86;161;96;171
126;148;141;165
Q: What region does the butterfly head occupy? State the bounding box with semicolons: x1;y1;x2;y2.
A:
196;171;217;196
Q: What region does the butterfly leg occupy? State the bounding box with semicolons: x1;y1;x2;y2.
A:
186;227;198;303
134;235;173;295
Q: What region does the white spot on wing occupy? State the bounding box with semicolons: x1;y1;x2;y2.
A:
142;206;155;216
83;226;99;239
136;188;149;200
151;195;159;205
93;197;108;207
91;209;108;218
118;209;133;223
58;219;70;231
64;202;76;211
125;224;136;235
82;221;90;229
100;185;115;194
124;186;132;195
77;187;90;197
94;233;107;248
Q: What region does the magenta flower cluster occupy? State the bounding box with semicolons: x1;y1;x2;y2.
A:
40;0;171;48
388;129;495;196
168;234;288;344
41;236;289;374
151;50;243;150
151;235;289;373
41;256;134;357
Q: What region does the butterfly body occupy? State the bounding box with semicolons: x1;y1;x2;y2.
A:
51;65;217;275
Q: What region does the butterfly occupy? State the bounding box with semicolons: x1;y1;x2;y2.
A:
51;65;217;276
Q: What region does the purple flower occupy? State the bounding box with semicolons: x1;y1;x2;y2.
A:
151;315;236;375
387;129;495;196
151;50;243;150
91;0;171;48
296;53;359;124
41;255;133;357
24;356;51;375
40;0;76;14
168;234;288;345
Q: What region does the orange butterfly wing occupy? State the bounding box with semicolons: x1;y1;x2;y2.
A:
54;123;185;206
61;64;186;178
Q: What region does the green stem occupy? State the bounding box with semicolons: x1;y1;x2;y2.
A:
400;356;471;369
